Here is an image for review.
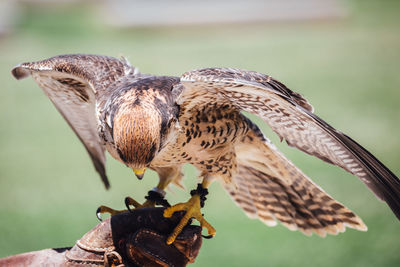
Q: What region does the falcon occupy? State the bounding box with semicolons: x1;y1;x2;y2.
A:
12;54;400;244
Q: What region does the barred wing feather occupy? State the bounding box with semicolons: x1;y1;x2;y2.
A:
179;68;400;220
11;54;135;188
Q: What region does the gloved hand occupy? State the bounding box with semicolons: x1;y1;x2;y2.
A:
0;207;203;267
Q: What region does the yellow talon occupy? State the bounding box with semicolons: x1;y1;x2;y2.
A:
96;205;127;221
96;196;156;221
163;194;216;245
125;196;156;209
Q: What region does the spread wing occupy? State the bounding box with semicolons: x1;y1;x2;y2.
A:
11;54;136;188
178;67;400;220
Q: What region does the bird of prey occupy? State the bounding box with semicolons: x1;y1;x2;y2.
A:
12;54;400;244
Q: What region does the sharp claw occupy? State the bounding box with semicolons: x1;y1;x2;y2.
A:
125;197;134;213
202;235;214;239
96;207;103;222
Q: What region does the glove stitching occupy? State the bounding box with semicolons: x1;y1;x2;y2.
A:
76;239;114;252
65;250;104;265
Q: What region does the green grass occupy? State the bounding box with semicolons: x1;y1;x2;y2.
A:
1;1;400;266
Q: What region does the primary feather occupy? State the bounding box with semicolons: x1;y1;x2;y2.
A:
12;54;136;188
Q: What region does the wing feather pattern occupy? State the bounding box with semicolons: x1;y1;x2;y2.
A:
224;122;367;236
11;54;135;188
179;68;400;220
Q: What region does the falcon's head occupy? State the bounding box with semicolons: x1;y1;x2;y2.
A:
113;104;162;178
111;78;179;179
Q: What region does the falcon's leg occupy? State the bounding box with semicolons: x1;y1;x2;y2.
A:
163;180;216;245
125;187;171;210
125;168;178;211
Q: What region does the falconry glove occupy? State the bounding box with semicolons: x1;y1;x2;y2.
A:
0;208;203;267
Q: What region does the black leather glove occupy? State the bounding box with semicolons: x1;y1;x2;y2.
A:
0;207;203;267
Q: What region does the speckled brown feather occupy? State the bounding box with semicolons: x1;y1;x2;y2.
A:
152;102;248;183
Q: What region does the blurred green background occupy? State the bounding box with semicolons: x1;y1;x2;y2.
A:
1;0;400;266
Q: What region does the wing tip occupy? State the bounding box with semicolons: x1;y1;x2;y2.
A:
103;178;111;190
88;152;110;190
11;65;30;80
97;166;111;190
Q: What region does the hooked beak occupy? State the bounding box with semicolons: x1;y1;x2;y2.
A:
133;168;146;180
